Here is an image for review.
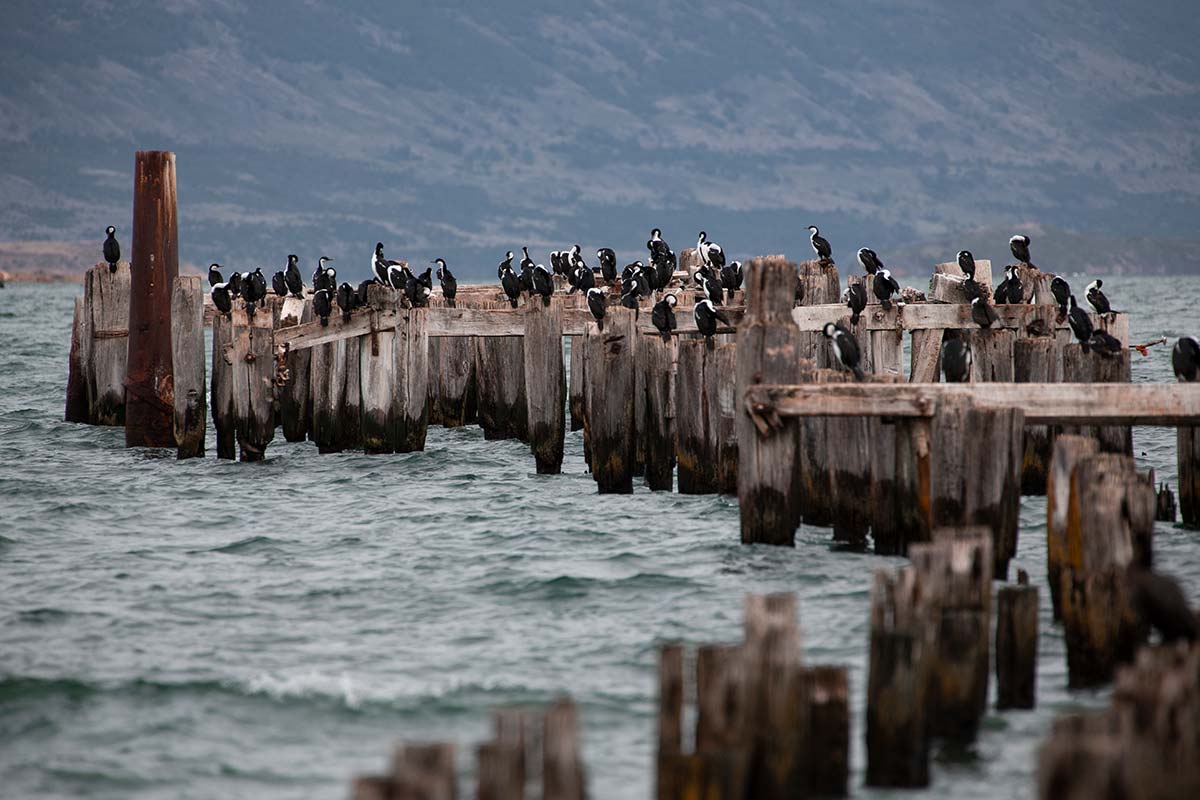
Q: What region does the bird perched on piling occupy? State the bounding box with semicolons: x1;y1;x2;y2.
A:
355;279;373;308
846;282;867;325
208;263;224;287
532;263;554;305
858;247;883;276
550;250;566;277
284;255;305;298
721;260;743;292
957;250;976;281
619;285;640;314
822;322;863;379
1173;337;1199;382
872;268;900;310
1127;565;1198;644
647;228;674;286
434;259;457;307
1067;295;1093;351
567;244;587;275
571;262;596;294
586;287;607;330
228;271;244;298
995;265;1024;304
405;269;431;308
698;273;724;306
499;261;521;309
519;247;536;294
1088;329;1122;358
337;282;357;322
808;225;832;262
694;298;730;349
942;338;972;382
624;264;652;299
1010;234;1031;265
210;282;233;317
314;256;335;292
1086;279;1111;315
971;296;999;329
242;268;267;314
497;251;515;281
271;270;288;297
697;231;726;272
103;226;120;272
1050;276;1071;317
597;248;617;284
313;288;333;326
794;275;806;306
652;294;678;342
372;243;390;285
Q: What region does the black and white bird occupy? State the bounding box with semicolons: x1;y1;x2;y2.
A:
355;279;373;308
1085;279;1111;315
1067;295;1093;350
499;262;521;308
872;269;900;310
626;264;652;299
210;282;233;317
497;251;515;281
647;228;672;276
405;270;431;307
697;231;726;272
243;268;268;313
721;260;744;292
942;338;972;382
822;321;863;379
1173;336;1199;382
313;288;333;326
619;286;640;313
532;263;554;305
371;243;389;285
995;265;1023;304
208;263;224;287
698;273;723;306
1089;330;1122;358
519;247;536;294
586;287;607;330
597;248;617;284
652;293;678;341
571;262;596;294
1010;234;1031;265
386;261;407;292
284;255;305;298
956;250;976;280
858;247;883;276
320;265;337;294
228;271;244;298
314;256;335;292
337;282;357;322
1050;276;1071;316
1127;566;1198;644
795;275;806;306
971;296;999;329
846;282;867;325
103;226;120;272
694;298;730;349
271;270;288;297
550;250;566;277
434;258;457;307
567;244;587;274
808;225;832;262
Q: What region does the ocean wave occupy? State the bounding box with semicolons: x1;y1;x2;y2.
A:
480;572;699;600
205;535;292;555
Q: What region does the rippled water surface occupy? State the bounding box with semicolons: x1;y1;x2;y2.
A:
1;278;1197;799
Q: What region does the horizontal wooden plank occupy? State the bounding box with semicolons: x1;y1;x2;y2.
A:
745;383;1200;426
791;302;1123;335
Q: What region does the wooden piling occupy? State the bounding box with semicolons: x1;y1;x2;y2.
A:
429;335;476;428
796;259;841;366
800;665;849;796
1015;336;1063;494
641;335;677;491
523;300;566;473
65;296;90;423
1180;426;1199;526
342;334;364;450
309;336;349;453
82;263;130;425
543;697;585;800
126;151;179;448
477;741;523;800
797;368;834;528
1060;454;1154;687
892;417;933;552
211;312;236;459
1046;435;1100;620
743;592;803;800
170;276;205;459
737;256;804;545
962;328;1015;382
228;307;276;461
713;343;739;494
569;335;586;432
909;328;943;383
392;309;430;452
824;369;873;544
584;308;636;493
475;335;529;442
675;340;715;494
361;286;398;454
869;412;901;554
391;742;457;800
866;567;933;788
277;298;312;442
1063;343;1133;456
996;577;1039;710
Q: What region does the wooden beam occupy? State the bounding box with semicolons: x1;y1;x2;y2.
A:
745;383;1200;426
791;303;1122;335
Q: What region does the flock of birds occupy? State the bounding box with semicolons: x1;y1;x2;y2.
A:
98;223;1200;384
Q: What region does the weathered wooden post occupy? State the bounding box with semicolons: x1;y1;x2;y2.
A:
825;369;873;544
996;572;1038;710
893;417;933;552
867;567;933;788
309;336;349;453
277;298;312;442
713;343;739;494
126;151;179;448
1180;426;1199;526
170;276;205;459
476;334;529;442
737;256;804;545
1015;336;1063;494
543;697;585;800
800;665;849;796
1046;435;1100;619
391;742;457;799
797;369;835;528
743;592;803;799
569;334;586;432
229;307;276;461
1063;344;1133;455
961;328;1015;383
430;335;476;428
641;334;677;492
675;339;715;494
796;259;840;366
1060;454;1154;687
211;312;236;459
65;297;90;423
476;740;523;800
392;309;430;452
360;285;397;454
523;300;566;473
83;263;131;425
585;308;636;493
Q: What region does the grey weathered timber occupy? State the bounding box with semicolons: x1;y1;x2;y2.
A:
797;259;840;367
170;276;206;459
392;309;430;452
1045;435;1100;620
476;741;523;800
962;328;1015;382
869;328;904;377
229;307;276;461
1062;343;1133;455
126;150;180;448
210;312;236;459
360;286;398;454
475;333;528;442
792;303;1123;336
737;256;804;545
277;296;312;442
824;369;873;544
929;400;1023;579
867;567;934;787
1015;337;1064;494
909;328;943;382
743;592;803;800
430;335;476;428
641;335;677;491
676;340;715;494
543;698;585;800
342;334;363;450
309;336;349;453
869;401;901;554
84;263;131;425
744;382;1200;425
1060;454;1153;687
932;258;994;298
584;309;636;493
390;742;457;800
800;664;849;797
1181;426;1200;525
912;531;992;739
568;335;586;432
523;300;566;473
996;579;1038;710
893;417;933;552
65;296;89;423
713;343;739;494
797;367;834;528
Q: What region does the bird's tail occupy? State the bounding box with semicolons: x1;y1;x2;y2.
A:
705;336;714;351
597;319;604;332
320;315;329;327
661;332;670;343
109;263;117;274
343;311;351;323
851;311;861;326
510;298;518;309
852;366;865;381
447;299;456;308
1081;340;1090;354
542;295;550;307
881;299;892;311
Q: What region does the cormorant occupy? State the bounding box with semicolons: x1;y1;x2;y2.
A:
103;226;120;272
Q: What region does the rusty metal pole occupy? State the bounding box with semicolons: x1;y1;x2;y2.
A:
125;151;180;448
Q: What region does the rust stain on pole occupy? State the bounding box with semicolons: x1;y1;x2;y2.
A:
125;151;179;448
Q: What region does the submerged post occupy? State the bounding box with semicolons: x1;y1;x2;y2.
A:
125;150;179;448
170;276;206;459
